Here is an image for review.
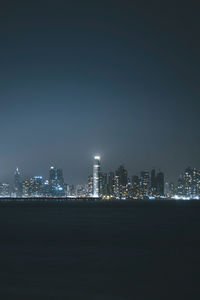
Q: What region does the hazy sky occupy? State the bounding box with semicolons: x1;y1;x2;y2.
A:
0;0;199;184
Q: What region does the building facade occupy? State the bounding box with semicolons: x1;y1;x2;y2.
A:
93;156;100;197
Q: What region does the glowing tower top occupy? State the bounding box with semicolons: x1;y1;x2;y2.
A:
93;155;101;197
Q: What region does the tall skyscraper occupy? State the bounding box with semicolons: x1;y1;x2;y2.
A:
57;168;64;187
132;175;140;198
14;167;22;197
151;169;157;189
178;167;200;197
108;172;114;196
93;156;100;197
87;175;93;196
49;166;57;184
140;171;150;196
156;172;164;196
49;166;65;196
100;172;108;196
116;165;128;187
114;175;120;198
0;183;10;197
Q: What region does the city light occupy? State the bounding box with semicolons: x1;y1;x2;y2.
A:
0;157;199;200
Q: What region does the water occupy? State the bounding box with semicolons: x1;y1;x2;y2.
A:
0;200;200;299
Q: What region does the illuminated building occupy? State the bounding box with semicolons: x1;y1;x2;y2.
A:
76;184;87;197
151;169;157;195
124;179;133;199
108;172;114;196
22;179;31;197
31;176;44;196
68;184;76;197
114;175;120;198
177;167;200;198
57;168;64;186
116;165;128;187
22;176;44;197
132;175;140;198
43;180;51;196
87;175;93;196
168;182;175;198
49;166;57;184
0;183;10;197
14;167;22;197
100;172;108;196
156;172;164;196
140;171;150;196
93;156;100;197
49;166;65;196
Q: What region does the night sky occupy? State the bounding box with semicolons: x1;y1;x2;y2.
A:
0;0;199;184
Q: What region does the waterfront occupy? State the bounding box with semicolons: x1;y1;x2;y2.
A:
0;200;200;299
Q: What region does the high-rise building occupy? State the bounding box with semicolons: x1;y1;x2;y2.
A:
43;180;51;197
22;179;31;197
87;175;93;196
57;169;64;186
69;185;76;197
156;172;164;196
177;175;184;196
30;176;44;196
140;171;150;196
14;167;22;197
22;176;44;197
114;175;120;198
164;182;169;197
116;165;128;187
0;183;10;197
76;184;86;197
151;169;157;194
49;166;57;184
108;172;114;196
132;175;140;198
49;166;65;196
101;172;108;196
93;156;100;197
177;167;200;198
168;182;175;198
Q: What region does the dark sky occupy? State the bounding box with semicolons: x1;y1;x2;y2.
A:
0;0;199;184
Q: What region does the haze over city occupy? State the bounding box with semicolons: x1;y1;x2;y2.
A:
0;1;199;185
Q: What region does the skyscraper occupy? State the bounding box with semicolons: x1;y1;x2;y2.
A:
178;167;200;197
151;169;157;190
140;171;150;196
114;175;120;198
132;175;140;198
14;167;22;197
108;172;114;196
57;168;64;187
87;175;93;196
49;166;65;196
156;172;164;196
93;156;100;197
49;166;57;184
116;165;128;187
100;172;108;196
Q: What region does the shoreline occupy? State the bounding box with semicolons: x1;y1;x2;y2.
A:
0;198;199;207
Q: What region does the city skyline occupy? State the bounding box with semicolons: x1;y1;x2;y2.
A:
0;154;199;185
0;2;199;299
0;1;199;186
0;154;199;200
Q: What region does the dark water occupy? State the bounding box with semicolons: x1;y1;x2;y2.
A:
0;200;200;299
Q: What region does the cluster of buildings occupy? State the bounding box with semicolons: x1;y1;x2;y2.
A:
174;167;200;199
14;166;65;197
0;156;199;200
88;156;165;199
